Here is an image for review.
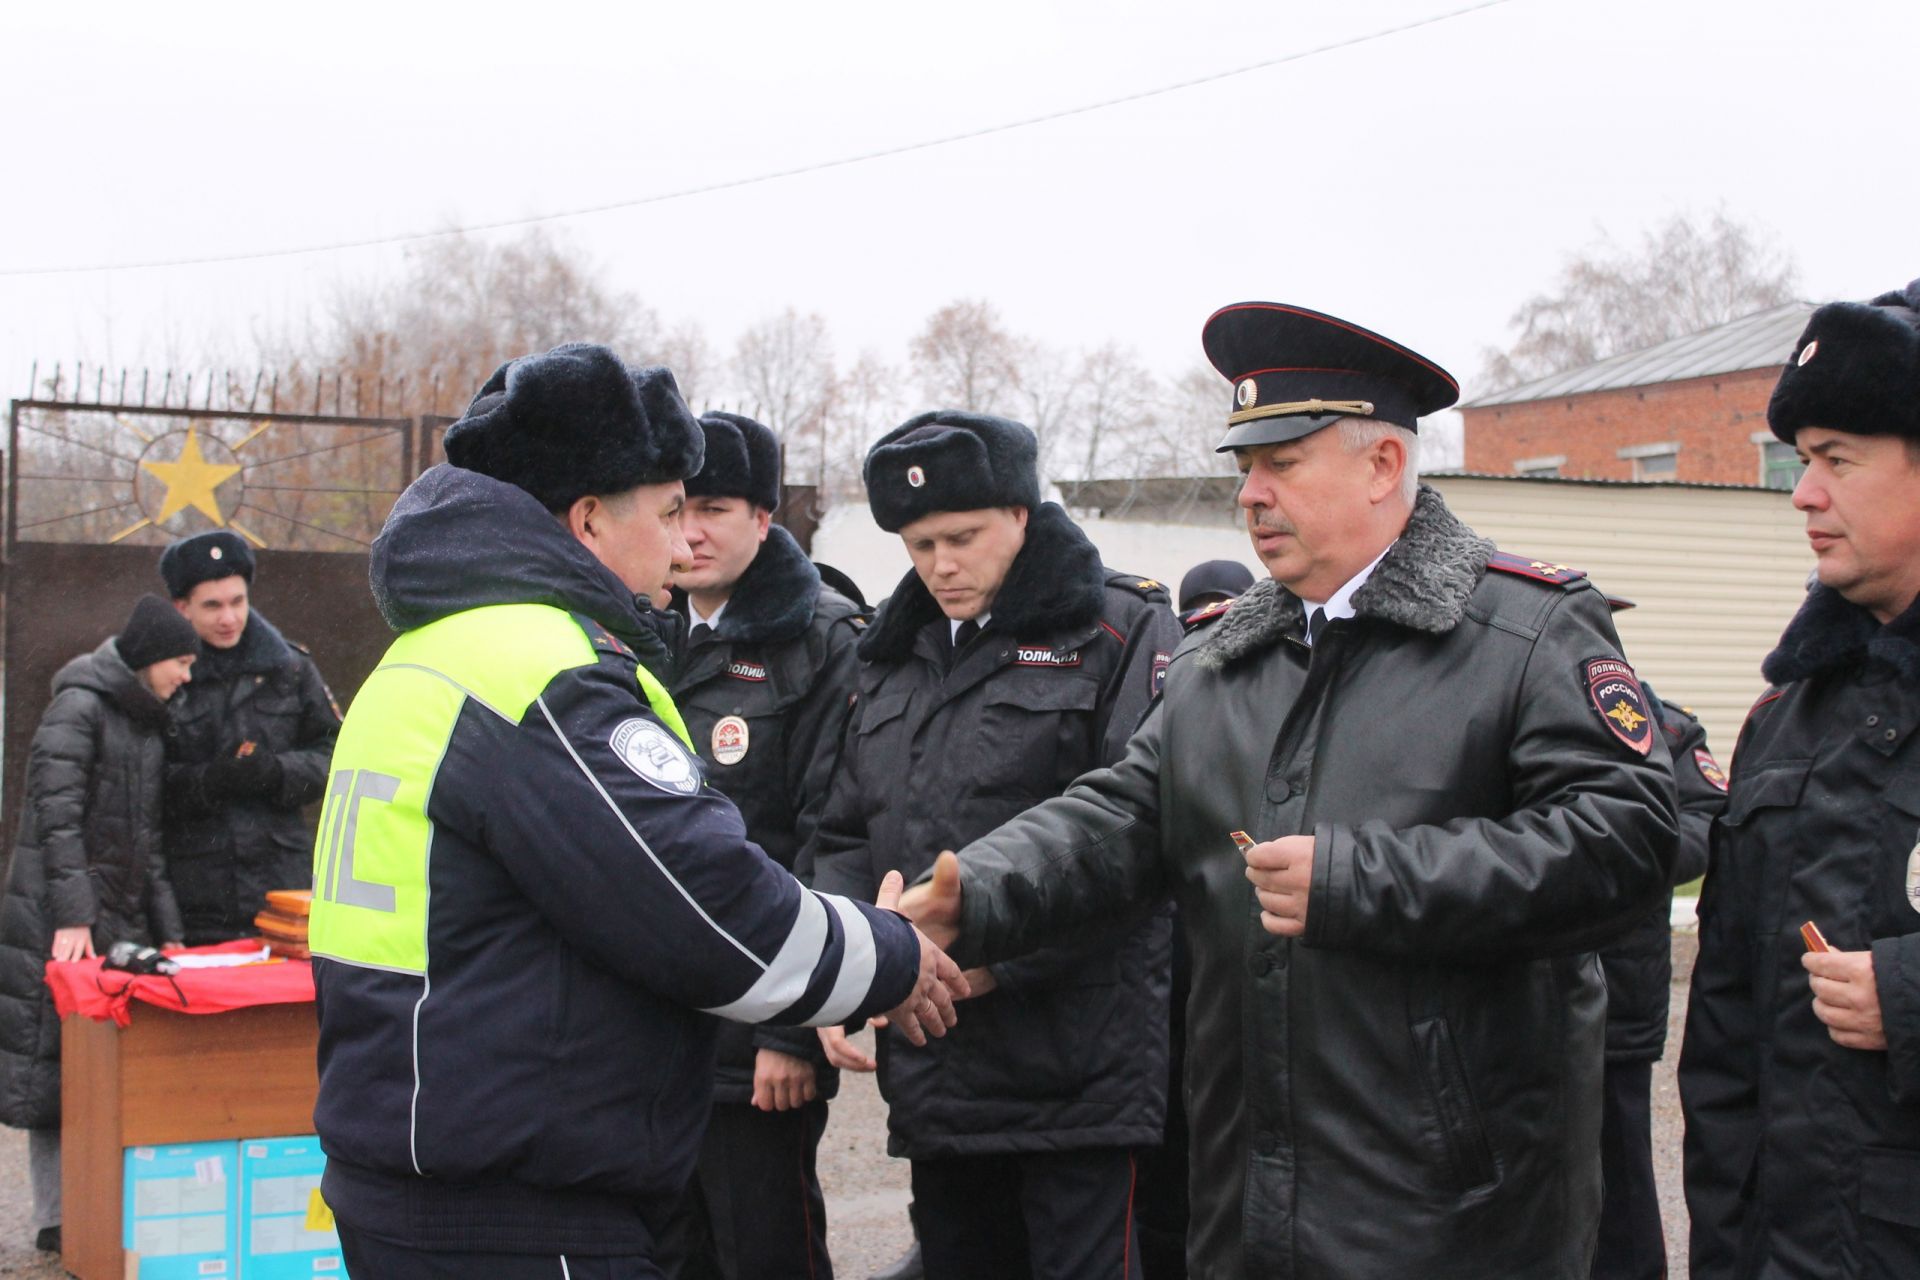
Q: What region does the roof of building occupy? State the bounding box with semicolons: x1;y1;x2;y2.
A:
1462;301;1814;409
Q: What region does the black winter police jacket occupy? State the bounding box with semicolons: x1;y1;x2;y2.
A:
808;502;1181;1161
950;488;1680;1279
671;525;866;1105
162;609;339;942
1681;585;1920;1278
1599;684;1723;1063
312;466;922;1255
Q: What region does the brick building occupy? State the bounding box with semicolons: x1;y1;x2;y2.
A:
1461;302;1813;489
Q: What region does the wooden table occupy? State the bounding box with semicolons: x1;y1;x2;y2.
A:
60;1001;319;1280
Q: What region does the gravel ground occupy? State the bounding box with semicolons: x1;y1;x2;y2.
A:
0;942;1702;1279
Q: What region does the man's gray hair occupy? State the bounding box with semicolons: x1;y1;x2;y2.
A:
1335;418;1419;505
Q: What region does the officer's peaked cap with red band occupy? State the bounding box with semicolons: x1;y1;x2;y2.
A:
864;410;1040;533
1203;302;1459;451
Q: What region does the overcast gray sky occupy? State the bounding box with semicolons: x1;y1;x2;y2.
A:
4;0;1915;416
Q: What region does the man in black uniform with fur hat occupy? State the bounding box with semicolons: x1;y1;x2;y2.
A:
667;411;868;1279
809;411;1179;1280
901;302;1681;1278
1681;278;1920;1279
158;530;340;943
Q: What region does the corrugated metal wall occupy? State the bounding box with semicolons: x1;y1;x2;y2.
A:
1428;476;1812;757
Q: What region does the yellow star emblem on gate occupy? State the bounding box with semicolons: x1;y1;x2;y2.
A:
140;428;241;525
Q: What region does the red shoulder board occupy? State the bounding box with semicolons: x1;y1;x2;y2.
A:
1183;600;1232;631
1487;550;1588;586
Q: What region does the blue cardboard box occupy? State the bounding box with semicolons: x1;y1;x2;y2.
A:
122;1141;239;1279
238;1136;343;1278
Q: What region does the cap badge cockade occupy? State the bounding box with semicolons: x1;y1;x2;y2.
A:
209;546;223;560
1236;378;1259;409
1798;339;1819;367
906;465;926;488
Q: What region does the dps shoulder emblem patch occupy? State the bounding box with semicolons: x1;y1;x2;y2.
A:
1693;747;1729;792
1583;657;1653;756
610;718;701;795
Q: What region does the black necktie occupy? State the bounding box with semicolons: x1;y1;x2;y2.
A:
948;619;979;670
1306;608;1328;646
689;622;712;644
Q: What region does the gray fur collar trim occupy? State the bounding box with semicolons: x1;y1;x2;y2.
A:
1195;485;1492;670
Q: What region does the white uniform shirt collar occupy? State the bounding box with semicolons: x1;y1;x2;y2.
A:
689;599;727;631
951;611;991;640
1300;541;1396;627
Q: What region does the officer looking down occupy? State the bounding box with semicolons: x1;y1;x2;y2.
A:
307;344;965;1277
808;411;1179;1280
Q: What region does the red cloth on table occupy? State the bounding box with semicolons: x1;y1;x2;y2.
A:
46;939;314;1027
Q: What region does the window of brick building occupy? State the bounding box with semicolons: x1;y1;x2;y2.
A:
1618;442;1679;482
1753;432;1805;491
1515;454;1565;479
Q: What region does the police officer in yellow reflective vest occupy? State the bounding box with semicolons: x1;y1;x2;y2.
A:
309;344;966;1278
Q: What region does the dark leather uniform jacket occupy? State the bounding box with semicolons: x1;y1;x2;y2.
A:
950;488;1680;1279
671;525;866;1104
1600;685;1723;1063
808;502;1181;1160
1681;585;1920;1279
163;610;340;942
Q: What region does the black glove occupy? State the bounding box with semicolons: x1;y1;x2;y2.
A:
205;752;284;801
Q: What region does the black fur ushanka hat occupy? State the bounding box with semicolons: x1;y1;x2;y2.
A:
1769;278;1920;445
685;411;781;512
863;411;1041;533
442;343;705;512
159;529;255;598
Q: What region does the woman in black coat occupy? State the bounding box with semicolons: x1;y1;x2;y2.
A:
0;595;198;1253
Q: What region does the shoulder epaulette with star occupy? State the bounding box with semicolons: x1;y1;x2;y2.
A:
1486;550;1589;587
571;613;636;661
1182;599;1233;632
1108;571;1170;603
287;638;313;655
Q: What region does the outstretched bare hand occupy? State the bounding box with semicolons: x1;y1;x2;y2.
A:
875;869;970;1045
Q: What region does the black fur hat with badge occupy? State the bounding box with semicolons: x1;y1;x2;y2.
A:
159;529;255;599
685;411;782;512
864;410;1041;532
1202;301;1459;451
1768;278;1920;445
441;342;705;513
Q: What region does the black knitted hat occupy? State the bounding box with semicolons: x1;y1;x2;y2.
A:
685;411;781;512
442;343;705;512
116;594;200;669
158;530;255;599
863;411;1041;533
1769;278;1920;445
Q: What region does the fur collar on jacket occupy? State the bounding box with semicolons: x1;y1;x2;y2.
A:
1196;485;1494;671
672;525;821;646
1762;583;1920;685
859;502;1104;663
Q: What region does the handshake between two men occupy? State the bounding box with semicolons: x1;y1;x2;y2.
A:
830;835;1316;1071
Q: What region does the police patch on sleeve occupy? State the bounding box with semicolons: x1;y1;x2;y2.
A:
1583;657;1654;756
1693;747;1729;792
1151;650;1171;697
610;717;702;795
